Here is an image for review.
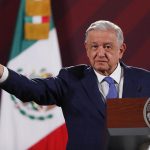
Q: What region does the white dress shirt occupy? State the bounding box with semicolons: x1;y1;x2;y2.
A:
94;63;124;100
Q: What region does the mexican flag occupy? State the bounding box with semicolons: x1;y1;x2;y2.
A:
0;0;67;150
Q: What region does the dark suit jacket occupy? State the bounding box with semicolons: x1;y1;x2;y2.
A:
1;62;150;150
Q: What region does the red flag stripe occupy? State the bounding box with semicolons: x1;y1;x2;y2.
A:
42;16;50;23
28;124;68;150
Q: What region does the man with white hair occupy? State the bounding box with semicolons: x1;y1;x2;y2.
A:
0;20;150;150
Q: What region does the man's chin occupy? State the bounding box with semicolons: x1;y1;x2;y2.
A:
93;65;109;73
94;64;108;71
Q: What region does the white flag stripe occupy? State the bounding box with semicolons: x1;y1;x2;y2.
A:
33;16;42;24
0;26;65;149
8;29;62;75
0;91;65;150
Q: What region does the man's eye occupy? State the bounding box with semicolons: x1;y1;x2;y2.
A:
104;44;112;49
91;45;98;49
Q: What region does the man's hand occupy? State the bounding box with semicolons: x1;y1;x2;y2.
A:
0;64;4;78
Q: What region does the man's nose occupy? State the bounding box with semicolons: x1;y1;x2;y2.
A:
97;46;105;56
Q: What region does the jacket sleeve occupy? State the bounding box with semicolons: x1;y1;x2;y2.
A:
0;68;69;107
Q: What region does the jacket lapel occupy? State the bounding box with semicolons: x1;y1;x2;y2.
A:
81;67;106;117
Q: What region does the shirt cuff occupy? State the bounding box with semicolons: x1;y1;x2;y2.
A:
0;66;9;83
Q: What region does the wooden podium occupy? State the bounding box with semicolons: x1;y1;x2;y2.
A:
106;98;150;135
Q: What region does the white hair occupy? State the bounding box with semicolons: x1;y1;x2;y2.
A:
85;20;124;45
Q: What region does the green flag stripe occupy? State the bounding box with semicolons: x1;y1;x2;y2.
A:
10;0;54;60
25;16;32;23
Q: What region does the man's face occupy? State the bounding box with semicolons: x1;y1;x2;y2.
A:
85;29;126;76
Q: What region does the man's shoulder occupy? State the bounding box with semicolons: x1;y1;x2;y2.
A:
65;64;90;71
60;64;91;79
122;62;150;77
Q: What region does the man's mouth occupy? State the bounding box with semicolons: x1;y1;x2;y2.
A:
96;60;107;63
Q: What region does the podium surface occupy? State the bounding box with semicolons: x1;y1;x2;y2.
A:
106;98;150;135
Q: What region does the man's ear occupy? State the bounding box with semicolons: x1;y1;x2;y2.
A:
84;42;88;51
84;42;89;57
119;43;126;59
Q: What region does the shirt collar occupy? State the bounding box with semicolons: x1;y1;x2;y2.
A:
94;63;122;84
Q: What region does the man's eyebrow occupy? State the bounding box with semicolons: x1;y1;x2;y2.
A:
90;42;98;44
104;42;113;45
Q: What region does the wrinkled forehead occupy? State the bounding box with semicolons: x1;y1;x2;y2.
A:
85;28;123;46
86;28;117;37
85;29;118;42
